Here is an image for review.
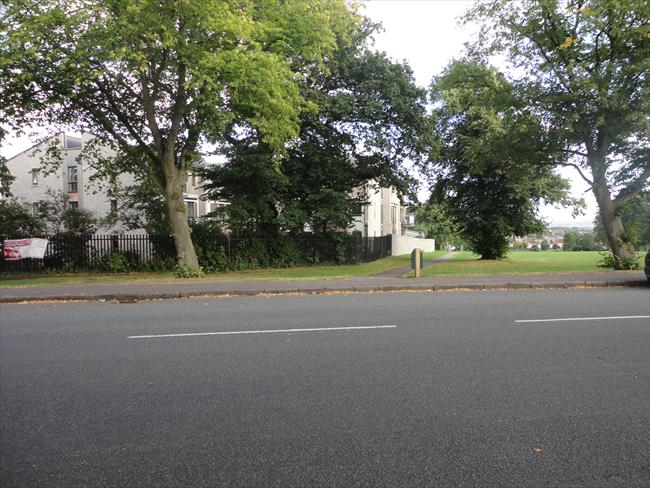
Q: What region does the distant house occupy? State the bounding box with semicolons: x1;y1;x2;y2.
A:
3;133;219;231
349;182;435;254
349;184;406;238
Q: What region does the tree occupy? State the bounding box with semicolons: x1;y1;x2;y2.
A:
35;190;97;235
563;230;579;251
575;231;599;251
0;128;14;198
1;0;357;269
413;201;460;250
466;0;650;268
594;193;650;249
428;60;575;259
0;200;45;241
200;20;429;236
541;239;551;251
107;178;170;236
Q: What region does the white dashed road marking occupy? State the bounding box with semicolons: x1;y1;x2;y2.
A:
516;315;649;323
128;325;397;339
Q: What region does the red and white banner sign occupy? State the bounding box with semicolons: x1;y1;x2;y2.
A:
2;239;49;260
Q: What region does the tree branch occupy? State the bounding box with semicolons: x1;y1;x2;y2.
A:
561;148;588;158
558;161;593;185
86;107;164;192
614;167;650;209
94;79;155;157
166;61;187;164
140;76;164;156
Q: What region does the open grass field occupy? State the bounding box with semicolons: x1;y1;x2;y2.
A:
0;251;448;288
413;251;643;277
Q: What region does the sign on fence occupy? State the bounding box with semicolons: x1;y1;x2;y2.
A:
2;239;49;260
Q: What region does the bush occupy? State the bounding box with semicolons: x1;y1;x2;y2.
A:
268;237;303;267
598;252;640;270
96;250;143;272
43;234;95;270
198;246;229;272
0;200;45;240
174;264;204;278
190;220;230;271
97;251;129;272
142;257;176;272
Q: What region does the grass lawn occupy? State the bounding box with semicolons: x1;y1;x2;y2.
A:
10;250;633;286
409;251;643;277
0;252;449;288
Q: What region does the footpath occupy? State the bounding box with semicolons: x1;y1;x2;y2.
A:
0;269;646;303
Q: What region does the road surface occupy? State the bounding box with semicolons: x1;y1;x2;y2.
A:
1;288;649;487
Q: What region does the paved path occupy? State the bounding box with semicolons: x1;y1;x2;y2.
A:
371;252;456;278
1;269;646;302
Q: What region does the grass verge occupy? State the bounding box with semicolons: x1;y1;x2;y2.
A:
0;253;431;288
408;251;643;277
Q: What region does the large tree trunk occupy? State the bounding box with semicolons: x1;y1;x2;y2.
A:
164;166;199;269
592;176;636;269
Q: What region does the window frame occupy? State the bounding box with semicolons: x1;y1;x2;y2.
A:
185;199;198;222
67;165;78;193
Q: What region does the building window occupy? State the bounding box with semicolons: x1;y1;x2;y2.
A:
67;166;78;192
68;201;79;210
31;169;38;185
64;136;82;149
32;202;39;217
186;200;197;222
110;199;118;214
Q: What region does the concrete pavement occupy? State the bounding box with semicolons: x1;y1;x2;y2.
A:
0;268;646;303
371;251;456;278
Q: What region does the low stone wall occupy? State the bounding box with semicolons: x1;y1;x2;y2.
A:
392;235;436;256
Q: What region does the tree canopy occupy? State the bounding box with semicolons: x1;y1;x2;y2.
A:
1;0;359;268
428;59;575;259
200;20;429;236
465;0;649;267
413;201;460;250
0;128;13;198
594;193;650;249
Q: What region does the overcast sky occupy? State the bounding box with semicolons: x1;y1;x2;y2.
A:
1;0;596;227
361;0;596;227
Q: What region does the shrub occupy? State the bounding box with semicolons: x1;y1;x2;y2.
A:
96;250;143;272
230;237;268;269
597;252;640;270
198;246;229;272
268;237;302;267
142;257;175;272
0;200;45;240
97;251;129;272
43;234;94;270
174;264;205;278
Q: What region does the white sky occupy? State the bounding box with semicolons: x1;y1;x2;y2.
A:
362;0;597;227
1;0;596;227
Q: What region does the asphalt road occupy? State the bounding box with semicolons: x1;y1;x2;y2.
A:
1;288;649;487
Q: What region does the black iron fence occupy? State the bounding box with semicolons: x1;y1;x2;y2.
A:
0;234;392;272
